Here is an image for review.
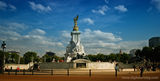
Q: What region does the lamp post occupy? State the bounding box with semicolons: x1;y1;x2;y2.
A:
1;41;6;74
18;55;20;64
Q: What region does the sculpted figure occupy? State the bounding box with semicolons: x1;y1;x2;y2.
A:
74;15;79;24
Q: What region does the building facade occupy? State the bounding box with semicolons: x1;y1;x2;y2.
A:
149;37;160;48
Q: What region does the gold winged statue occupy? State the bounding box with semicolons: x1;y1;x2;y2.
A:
73;15;79;31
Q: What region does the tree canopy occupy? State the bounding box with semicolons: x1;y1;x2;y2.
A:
135;46;160;63
23;51;40;64
87;53;130;64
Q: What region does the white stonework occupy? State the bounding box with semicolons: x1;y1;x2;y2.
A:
88;62;115;69
5;62;34;70
65;31;86;62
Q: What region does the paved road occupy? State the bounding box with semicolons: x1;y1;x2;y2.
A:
1;71;160;81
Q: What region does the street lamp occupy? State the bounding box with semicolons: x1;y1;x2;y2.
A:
1;41;6;74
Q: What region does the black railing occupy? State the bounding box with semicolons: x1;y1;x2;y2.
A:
6;69;93;76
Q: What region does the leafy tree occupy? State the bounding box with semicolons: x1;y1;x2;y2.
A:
97;53;106;62
23;51;38;64
59;57;65;60
87;54;98;62
141;47;153;61
153;46;160;62
108;53;117;62
42;54;52;62
135;49;141;57
20;57;25;64
115;54;121;62
120;53;130;63
0;50;4;73
87;53;130;63
10;53;19;64
134;46;160;63
0;51;20;64
35;56;40;63
42;53;62;62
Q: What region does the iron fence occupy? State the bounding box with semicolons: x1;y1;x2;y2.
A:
6;69;96;76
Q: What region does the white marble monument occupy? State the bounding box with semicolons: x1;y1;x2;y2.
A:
65;16;86;62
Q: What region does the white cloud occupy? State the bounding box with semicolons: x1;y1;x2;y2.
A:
29;29;46;35
114;5;127;12
0;29;21;41
82;18;94;25
8;4;16;11
21;29;62;47
79;29;122;54
7;22;27;31
151;0;160;11
0;1;16;11
61;29;122;53
82;29;122;42
92;5;109;15
0;23;63;56
104;0;109;4
61;29;147;54
117;41;147;53
61;31;70;38
0;22;27;37
0;1;7;10
118;41;147;49
0;22;148;56
85;41;120;49
29;1;52;13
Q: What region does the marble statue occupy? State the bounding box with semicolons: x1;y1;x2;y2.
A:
65;15;86;62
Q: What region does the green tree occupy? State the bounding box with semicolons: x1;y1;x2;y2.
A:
115;54;121;62
141;47;153;61
10;53;20;64
120;53;130;63
23;51;38;64
42;54;52;62
97;53;106;62
20;57;25;64
87;54;97;62
0;51;20;64
108;53;117;62
153;46;160;63
135;49;141;57
42;54;61;62
87;53;131;63
0;50;4;73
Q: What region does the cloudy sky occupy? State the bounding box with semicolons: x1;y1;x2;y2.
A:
0;0;160;56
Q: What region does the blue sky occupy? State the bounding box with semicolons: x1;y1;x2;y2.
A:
0;0;160;56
